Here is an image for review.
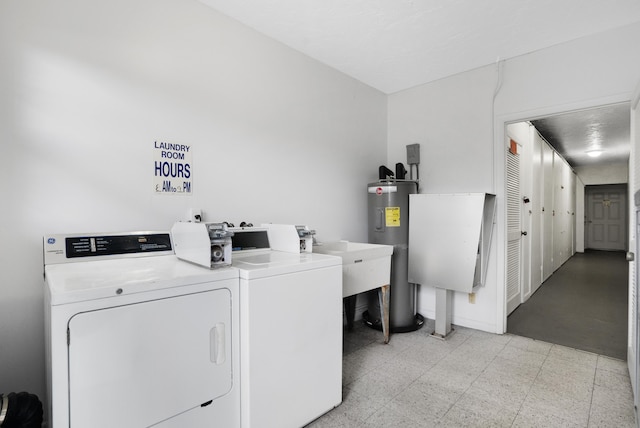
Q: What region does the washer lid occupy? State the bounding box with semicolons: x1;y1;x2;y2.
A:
232;251;341;279
45;255;238;305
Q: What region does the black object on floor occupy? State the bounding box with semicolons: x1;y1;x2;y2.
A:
507;250;628;360
0;392;43;428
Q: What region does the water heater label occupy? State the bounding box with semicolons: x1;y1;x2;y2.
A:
385;207;401;227
368;186;397;194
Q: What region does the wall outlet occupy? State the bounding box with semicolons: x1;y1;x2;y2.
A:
406;143;420;165
468;292;476;304
189;208;202;223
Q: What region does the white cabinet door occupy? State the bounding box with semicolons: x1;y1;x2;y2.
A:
68;286;233;428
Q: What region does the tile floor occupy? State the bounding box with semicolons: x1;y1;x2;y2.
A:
307;321;636;427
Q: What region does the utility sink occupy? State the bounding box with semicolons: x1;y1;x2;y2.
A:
313;241;393;298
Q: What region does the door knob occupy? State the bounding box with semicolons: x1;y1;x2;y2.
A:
627;252;635;262
521;231;527;236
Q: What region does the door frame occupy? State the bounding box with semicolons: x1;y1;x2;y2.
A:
494;93;633;334
628;82;640;423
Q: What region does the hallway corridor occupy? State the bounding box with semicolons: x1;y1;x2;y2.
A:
507;250;628;360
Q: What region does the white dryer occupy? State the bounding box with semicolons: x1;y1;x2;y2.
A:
231;228;343;428
43;232;240;428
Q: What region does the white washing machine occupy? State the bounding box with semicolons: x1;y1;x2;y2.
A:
230;228;343;428
43;232;240;428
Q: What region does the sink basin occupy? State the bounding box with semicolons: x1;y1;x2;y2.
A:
314;241;393;298
313;241;392;264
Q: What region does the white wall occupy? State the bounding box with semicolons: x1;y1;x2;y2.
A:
387;65;497;194
388;22;640;333
575;163;629;185
0;0;387;404
388;65;499;331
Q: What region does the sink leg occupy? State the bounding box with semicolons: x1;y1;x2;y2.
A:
379;284;390;344
343;295;357;330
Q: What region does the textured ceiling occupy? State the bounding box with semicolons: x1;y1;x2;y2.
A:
197;0;640;94
530;104;630;168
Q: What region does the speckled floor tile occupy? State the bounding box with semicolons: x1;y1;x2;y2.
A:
437;392;518;427
467;377;532;411
513;404;584;428
595;355;628;376
547;344;599;368
497;343;548;368
385;382;454;425
594;366;633;393
505;334;553;356
588;384;636;427
347;367;415;402
364;405;431;428
320;324;636;428
523;382;592;426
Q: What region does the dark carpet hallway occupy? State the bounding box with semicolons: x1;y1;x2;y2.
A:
507;250;629;360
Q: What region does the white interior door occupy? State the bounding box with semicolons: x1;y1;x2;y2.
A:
68;287;233;428
520;129;533;302
586;185;627;251
507;145;522;314
542;142;555;281
552;153;565;271
531;131;543;294
570;173;576;255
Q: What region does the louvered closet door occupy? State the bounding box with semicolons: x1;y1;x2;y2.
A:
506;147;522;315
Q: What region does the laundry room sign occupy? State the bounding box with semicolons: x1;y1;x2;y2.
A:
153;141;192;195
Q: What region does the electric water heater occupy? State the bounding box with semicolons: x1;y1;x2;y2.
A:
366;178;423;332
